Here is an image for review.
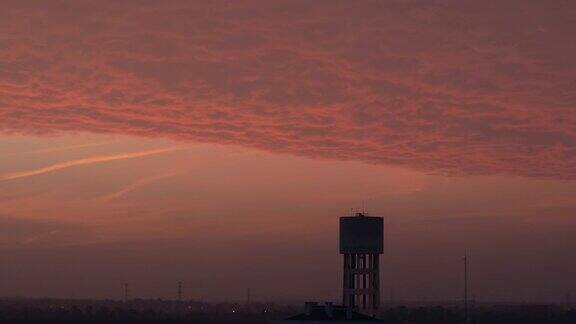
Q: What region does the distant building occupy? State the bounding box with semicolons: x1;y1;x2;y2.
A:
272;302;381;323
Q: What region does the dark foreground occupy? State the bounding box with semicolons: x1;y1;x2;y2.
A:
1;299;575;323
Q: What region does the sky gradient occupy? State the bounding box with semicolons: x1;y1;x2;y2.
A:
0;1;575;303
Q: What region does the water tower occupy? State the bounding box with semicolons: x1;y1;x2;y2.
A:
340;213;383;316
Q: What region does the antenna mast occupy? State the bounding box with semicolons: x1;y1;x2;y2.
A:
124;283;129;303
464;252;469;324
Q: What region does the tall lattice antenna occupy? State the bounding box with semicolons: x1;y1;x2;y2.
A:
464;251;469;324
124;283;129;303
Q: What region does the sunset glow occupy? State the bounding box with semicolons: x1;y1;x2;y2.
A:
0;0;575;305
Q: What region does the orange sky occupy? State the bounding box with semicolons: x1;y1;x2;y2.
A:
0;0;575;303
1;134;575;302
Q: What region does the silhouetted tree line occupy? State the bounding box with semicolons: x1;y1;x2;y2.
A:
0;299;290;324
0;300;575;323
380;305;576;324
0;306;285;324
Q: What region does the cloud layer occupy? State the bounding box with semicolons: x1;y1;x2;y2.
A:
1;0;575;178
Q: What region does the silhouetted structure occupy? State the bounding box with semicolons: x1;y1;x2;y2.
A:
340;213;383;317
275;213;384;323
272;302;380;323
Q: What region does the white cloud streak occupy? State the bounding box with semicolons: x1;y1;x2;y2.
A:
0;147;183;182
100;171;181;201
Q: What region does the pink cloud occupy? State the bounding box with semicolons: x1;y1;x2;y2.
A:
0;1;574;178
